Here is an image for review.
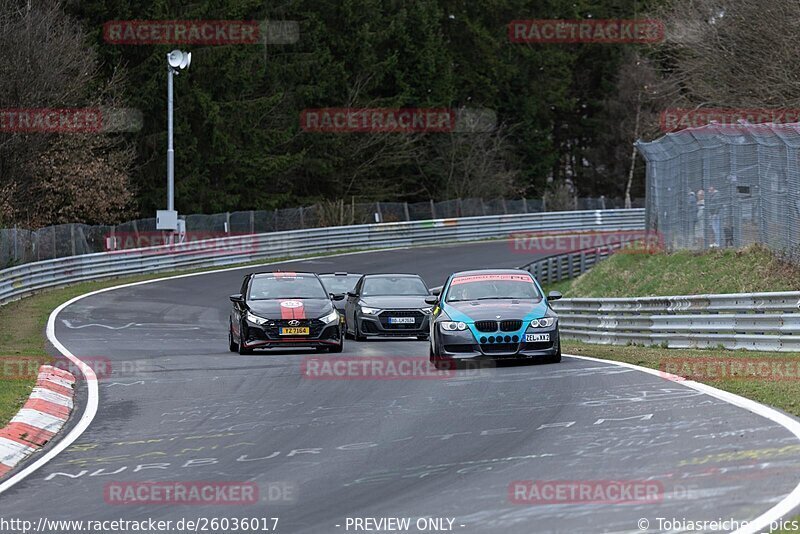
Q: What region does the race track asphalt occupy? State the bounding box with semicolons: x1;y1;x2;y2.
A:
1;240;799;533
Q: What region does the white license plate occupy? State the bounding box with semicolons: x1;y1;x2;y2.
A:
525;333;550;342
388;317;415;324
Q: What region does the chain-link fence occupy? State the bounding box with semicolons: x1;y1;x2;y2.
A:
636;123;800;256
0;196;643;268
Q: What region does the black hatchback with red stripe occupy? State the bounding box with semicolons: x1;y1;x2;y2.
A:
228;271;344;354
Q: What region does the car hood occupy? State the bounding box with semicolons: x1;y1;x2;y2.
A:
443;299;548;322
359;295;430;310
248;298;333;319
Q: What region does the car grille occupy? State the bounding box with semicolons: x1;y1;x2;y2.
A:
362;321;379;334
263;319;325;339
475;320;498;332
378;310;424;329
500;320;523;331
444;344;475;353
481;343;518;353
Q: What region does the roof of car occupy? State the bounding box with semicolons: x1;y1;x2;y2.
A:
450;268;532;277
362;273;423;278
251;271;319;277
318;272;362;277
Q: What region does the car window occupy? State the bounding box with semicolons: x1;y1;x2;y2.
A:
361;276;428;296
319;275;361;295
446;274;541;302
248;274;328;300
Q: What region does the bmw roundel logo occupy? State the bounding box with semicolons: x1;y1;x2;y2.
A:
280;300;303;308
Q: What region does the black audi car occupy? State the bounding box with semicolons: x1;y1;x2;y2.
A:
428;269;562;366
228;271;344;354
344;273;433;340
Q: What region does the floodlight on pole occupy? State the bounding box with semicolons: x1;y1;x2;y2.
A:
157;49;191;232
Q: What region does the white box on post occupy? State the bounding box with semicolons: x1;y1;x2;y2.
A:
156;210;179;231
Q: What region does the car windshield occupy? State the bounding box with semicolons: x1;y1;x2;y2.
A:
319;275;361;295
446;274;541;302
361;276;428;296
249;274;328;300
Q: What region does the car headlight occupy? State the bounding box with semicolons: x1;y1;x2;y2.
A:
440;321;468;331
359;306;380;315
246;312;269;325
530;317;556;328
320;310;339;324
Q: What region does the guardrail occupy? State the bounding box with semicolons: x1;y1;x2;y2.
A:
522;242;800;352
0;209;644;306
553;292;800;352
522;241;629;285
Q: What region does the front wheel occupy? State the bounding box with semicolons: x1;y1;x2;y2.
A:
429;339;451;369
354;320;366;342
328;341;344;353
228;323;238;352
548;345;562;364
237;322;253;355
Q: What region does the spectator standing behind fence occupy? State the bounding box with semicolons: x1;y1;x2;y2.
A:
695;189;705;248
686;191;697;247
707;185;720;247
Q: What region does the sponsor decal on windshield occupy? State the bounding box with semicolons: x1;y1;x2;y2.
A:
450;274;532;285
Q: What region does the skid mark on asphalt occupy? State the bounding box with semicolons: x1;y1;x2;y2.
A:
61;319;202;330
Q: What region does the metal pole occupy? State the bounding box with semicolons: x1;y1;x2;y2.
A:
167;63;175;212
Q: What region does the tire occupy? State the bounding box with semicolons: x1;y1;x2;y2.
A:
328;340;344;353
228;322;238;352
429;338;451;369
416;334;429;341
548;346;562;364
237;322;253;355
354;320;366;342
344;326;354;340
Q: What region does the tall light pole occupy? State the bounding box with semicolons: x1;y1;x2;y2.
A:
156;49;191;233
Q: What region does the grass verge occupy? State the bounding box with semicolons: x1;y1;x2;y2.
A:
546;244;800;297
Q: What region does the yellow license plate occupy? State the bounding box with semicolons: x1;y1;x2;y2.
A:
280;327;309;335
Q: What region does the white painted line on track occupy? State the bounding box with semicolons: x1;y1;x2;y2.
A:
565;353;800;534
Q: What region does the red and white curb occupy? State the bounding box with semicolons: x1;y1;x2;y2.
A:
0;365;75;477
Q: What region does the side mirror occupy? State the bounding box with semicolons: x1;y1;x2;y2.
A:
424;295;439;305
430;286;442;296
547;291;563;301
346;291;357;298
331;293;345;301
229;294;244;303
